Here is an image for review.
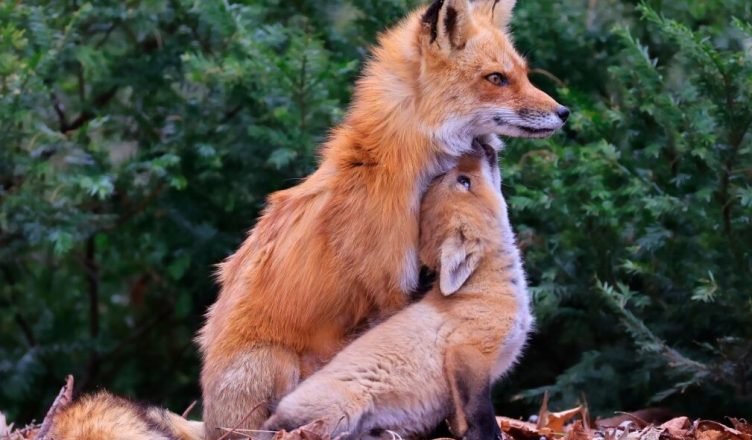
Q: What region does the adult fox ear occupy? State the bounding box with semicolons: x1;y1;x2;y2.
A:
421;0;472;53
472;0;516;30
439;230;481;296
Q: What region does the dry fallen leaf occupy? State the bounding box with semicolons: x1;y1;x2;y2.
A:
536;391;584;434
636;426;664;440
563;420;589;440
696;429;726;440
497;416;543;439
546;407;584;434
695;420;752;440
596;408;675;429
729;419;752;437
660;416;691;439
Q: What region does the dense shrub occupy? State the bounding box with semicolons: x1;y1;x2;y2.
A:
1;0;750;422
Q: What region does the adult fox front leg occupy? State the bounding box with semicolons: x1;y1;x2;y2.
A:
198;0;568;437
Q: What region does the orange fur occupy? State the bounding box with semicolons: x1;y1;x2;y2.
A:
198;0;565;436
263;146;533;440
49;391;204;440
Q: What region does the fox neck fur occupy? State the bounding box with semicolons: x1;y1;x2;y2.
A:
326;9;485;186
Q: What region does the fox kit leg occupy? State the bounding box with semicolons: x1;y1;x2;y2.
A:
202;344;300;440
263;385;368;439
445;346;502;440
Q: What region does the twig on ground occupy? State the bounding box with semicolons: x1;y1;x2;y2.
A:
182;400;198;419
612;411;649;428
217;402;264;440
34;375;74;440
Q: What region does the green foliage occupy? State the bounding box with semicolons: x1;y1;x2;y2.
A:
499;0;752;417
1;0;750;423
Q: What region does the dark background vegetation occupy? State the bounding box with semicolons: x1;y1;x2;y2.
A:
1;0;751;424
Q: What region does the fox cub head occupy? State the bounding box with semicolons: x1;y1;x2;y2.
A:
418;0;569;141
419;143;505;295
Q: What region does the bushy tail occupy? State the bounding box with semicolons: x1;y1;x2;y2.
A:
50;391;205;440
158;410;205;440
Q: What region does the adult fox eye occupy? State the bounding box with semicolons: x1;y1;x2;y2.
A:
486;72;509;86
457;175;471;189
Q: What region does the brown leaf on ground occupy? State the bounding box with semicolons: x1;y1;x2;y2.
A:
695;420;752;440
695;429;726;440
660;416;691;439
596;408;676;429
563;420;589;440
536;391;583;434
497;416;546;439
631;426;664;440
1;424;40;440
545;407;583;434
729;419;752;436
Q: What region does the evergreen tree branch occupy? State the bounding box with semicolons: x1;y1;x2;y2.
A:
596;281;710;376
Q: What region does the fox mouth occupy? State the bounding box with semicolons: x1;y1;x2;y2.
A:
491;116;560;138
514;125;557;137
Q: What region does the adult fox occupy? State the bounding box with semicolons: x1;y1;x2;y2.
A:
198;0;568;436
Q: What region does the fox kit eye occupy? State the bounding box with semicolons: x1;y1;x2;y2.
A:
486;72;509;86
457;175;471;190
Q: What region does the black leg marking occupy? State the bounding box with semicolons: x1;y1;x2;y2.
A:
453;372;500;440
446;347;501;440
463;384;502;440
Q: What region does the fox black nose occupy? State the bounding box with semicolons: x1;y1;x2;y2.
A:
556;106;570;122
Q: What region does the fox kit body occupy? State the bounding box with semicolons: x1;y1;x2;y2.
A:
48;391;204;440
199;0;564;435
265;146;532;440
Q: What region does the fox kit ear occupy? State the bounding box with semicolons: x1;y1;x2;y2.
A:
439;231;481;296
473;0;516;30
422;0;472;53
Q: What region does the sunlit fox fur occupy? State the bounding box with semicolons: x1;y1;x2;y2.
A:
48;391;204;440
264;145;532;440
198;0;564;436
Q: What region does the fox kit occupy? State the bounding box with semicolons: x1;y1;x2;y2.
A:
48;391;204;440
198;0;564;435
264;145;532;440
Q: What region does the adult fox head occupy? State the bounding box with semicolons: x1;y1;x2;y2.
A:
417;0;569;143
